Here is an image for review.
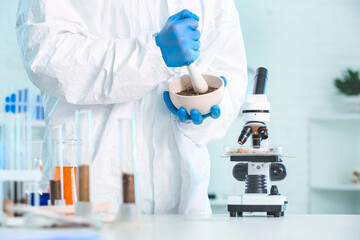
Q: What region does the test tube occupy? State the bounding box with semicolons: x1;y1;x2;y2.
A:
25;111;32;171
115;119;139;223
24;111;36;206
31;140;47;206
0;114;4;170
24;89;28;113
2;114;15;216
0;114;4;216
14;115;21;209
36;95;41;120
16;114;31;208
18;90;22;113
61;139;78;205
49;125;65;205
119;119;137;204
10;93;16;114
76;110;92;203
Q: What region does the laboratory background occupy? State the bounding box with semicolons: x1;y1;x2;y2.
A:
1;0;360;215
0;0;360;238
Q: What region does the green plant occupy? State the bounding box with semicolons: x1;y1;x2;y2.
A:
334;69;360;96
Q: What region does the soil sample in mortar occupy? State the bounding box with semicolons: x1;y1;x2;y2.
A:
177;86;217;96
79;164;90;202
50;180;62;205
122;173;135;203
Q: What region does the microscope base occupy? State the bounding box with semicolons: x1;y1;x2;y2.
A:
227;195;287;217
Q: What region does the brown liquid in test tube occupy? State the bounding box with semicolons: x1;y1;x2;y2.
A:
55;166;77;205
14;182;28;216
79;165;90;202
13;182;19;204
50;180;62;205
122;173;135;203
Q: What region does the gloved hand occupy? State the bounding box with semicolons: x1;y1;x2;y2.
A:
155;9;201;67
163;76;227;125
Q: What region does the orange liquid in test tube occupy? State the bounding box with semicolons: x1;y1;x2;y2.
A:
54;166;78;205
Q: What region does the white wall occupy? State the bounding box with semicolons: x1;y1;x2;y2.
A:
0;0;38;102
1;0;360;214
208;0;360;213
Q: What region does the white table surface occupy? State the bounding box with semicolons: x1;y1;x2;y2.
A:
1;214;359;240
101;214;360;240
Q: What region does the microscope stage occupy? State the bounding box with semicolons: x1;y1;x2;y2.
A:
228;195;287;217
224;146;282;162
228;194;287;205
230;155;281;162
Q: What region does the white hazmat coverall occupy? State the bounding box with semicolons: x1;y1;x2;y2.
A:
16;0;247;214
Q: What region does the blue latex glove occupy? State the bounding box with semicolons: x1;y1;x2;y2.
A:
163;76;227;125
155;9;201;67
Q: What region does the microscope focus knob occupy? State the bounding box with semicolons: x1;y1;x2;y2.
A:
270;185;279;195
270;163;287;181
232;163;248;181
258;127;268;140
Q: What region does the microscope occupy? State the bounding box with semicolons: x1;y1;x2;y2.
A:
226;67;288;217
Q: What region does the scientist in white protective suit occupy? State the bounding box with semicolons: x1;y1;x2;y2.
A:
16;0;247;214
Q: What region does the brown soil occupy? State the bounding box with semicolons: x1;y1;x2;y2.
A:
79;165;90;202
229;148;276;154
50;180;62;205
122;173;135;203
177;86;217;96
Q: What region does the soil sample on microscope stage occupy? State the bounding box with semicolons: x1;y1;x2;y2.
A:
50;180;62;205
229;148;276;154
177;86;217;96
122;173;135;203
79;164;90;202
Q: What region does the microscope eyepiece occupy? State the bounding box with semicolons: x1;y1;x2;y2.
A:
253;67;268;94
238;126;252;145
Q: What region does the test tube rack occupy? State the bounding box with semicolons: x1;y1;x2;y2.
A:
0;169;42;221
